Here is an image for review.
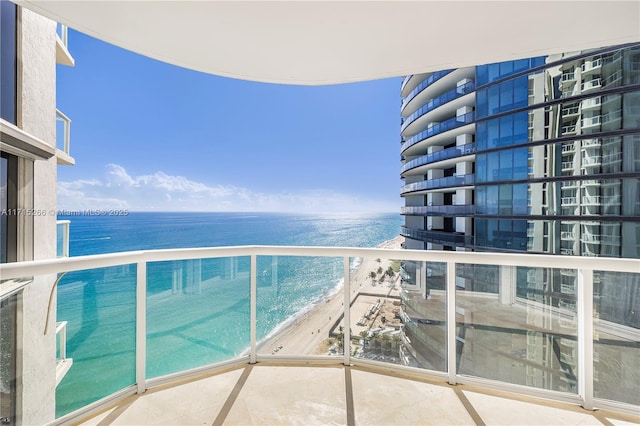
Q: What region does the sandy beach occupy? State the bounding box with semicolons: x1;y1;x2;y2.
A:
257;235;405;357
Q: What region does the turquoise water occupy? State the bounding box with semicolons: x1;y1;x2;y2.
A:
55;212;401;417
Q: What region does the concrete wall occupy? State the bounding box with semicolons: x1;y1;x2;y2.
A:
17;8;58;425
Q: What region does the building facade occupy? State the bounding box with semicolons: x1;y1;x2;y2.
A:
399;43;640;404
0;0;74;424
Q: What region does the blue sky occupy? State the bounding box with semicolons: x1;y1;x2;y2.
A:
56;30;402;213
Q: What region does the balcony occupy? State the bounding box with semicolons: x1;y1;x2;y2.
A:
56;220;70;257
581;97;601;110
581;78;602;93
400;204;475;216
0;246;638;424
55;23;74;66
401;143;476;175
561;124;577;135
581;58;602;74
401;80;475;133
581;115;601;129
400;174;475;195
560;72;576;87
401;111;475;155
400;227;473;246
400;69;453;113
56;108;74;165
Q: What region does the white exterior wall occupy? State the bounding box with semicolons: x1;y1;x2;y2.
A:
16;8;58;425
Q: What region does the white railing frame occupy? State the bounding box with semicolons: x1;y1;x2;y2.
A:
56;109;71;155
56;220;70;258
2;245;638;424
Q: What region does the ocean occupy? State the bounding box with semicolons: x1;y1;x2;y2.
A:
55;212;402;417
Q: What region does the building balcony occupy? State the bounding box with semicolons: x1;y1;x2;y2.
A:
581;138;601;148
561;143;575;154
400;204;475;217
401;80;475;134
401;143;476;175
400;69;453;113
581;97;601;110
401;111;475;155
560;72;576;87
581;58;602;74
400;226;473;246
55;23;74;66
56;220;70;258
561;105;580;118
581;115;601;129
1;246;638;425
56;108;75;165
581;78;602;93
400;174;475;195
561;124;577;135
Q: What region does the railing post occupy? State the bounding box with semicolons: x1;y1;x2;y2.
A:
343;256;351;366
60;323;67;360
136;261;147;394
250;255;257;364
578;268;594;410
446;261;456;385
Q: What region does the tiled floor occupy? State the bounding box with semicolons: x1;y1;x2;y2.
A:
77;364;639;426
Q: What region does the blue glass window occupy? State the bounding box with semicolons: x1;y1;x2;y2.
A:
513;111;528;143
1;0;17;124
488;85;500;116
499;80;514;112
476;154;487;183
476;219;487;247
476;186;487;214
487;186;499;214
477;65;489;87
513;148;529;179
513;183;529;215
499;150;513;180
514;76;529;108
476;121;488;150
499;185;513;215
499;115;513;146
476;89;488;118
487;119;499;149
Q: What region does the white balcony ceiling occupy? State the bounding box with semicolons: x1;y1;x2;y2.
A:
18;0;640;85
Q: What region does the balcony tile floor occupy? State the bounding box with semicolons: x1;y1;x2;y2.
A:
77;364;639;426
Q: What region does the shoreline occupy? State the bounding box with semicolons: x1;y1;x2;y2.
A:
256;235;405;356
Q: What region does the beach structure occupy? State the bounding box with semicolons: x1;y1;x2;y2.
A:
0;1;639;425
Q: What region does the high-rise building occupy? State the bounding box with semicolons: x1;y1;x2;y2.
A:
399;42;640;403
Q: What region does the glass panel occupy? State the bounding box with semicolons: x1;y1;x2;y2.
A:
0;294;17;425
349;257;404;366
458;266;578;394
0;0;17;124
256;256;342;357
146;257;250;378
399;261;447;371
593;271;640;405
56;265;136;417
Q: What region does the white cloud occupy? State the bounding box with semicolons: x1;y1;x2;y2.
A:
57;164;396;213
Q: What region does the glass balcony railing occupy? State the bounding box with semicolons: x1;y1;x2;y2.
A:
0;245;637;423
400;174;475;195
400;227;473;246
401;111;476;154
401;70;453;112
402;143;476;174
56;109;71;156
401;81;475;132
56;220;70;257
400;205;475;216
56;23;68;50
